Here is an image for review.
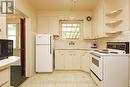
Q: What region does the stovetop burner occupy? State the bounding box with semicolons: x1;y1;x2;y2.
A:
93;42;129;54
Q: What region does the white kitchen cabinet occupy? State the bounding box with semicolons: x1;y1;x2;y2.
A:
55;50;65;70
55;50;90;72
83;19;92;39
92;0;105;39
64;52;73;70
71;51;80;70
49;17;59;35
37;16;49;33
0;57;19;87
81;51;90;72
0;68;10;87
38;16;59;35
65;50;80;70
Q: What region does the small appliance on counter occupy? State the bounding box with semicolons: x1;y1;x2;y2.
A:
0;39;13;60
91;40;97;48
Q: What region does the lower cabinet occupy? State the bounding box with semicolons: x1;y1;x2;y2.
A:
0;67;10;87
64;50;80;70
81;51;90;72
55;50;65;69
55;50;90;72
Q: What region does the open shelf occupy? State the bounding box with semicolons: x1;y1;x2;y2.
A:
106;9;122;17
106;20;122;27
86;35;109;40
106;31;122;34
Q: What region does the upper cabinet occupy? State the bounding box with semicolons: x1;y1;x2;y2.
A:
37;16;59;35
83;18;92;39
49;17;59;35
92;0;106;39
37;11;92;39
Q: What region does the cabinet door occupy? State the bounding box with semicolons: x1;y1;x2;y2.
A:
83;20;92;39
49;17;59;35
81;51;90;72
71;51;81;70
92;0;105;38
65;51;73;70
55;50;65;70
37;16;49;33
0;68;10;87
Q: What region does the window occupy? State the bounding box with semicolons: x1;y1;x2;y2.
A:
7;24;17;48
61;21;82;39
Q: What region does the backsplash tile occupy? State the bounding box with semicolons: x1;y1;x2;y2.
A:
97;30;130;49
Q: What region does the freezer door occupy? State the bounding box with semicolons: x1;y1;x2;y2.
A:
36;34;51;44
36;45;53;72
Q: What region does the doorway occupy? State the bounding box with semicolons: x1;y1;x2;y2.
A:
6;10;27;87
20;18;26;76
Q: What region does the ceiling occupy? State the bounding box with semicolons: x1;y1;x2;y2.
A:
27;0;99;11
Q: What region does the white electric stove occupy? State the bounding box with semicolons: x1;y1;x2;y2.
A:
90;42;129;87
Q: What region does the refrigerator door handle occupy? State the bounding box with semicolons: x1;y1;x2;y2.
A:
50;36;51;54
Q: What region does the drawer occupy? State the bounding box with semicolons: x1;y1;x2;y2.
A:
0;68;10;86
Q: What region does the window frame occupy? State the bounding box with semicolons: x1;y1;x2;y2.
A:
6;23;20;49
60;20;83;40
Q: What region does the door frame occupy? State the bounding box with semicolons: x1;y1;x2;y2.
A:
15;8;35;77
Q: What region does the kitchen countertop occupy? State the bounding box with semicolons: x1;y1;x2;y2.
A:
55;48;92;50
0;56;20;70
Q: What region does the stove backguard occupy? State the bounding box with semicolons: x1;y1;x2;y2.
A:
107;42;129;54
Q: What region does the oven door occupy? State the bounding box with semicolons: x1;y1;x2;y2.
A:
90;53;103;81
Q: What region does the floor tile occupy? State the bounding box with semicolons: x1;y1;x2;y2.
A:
20;71;98;87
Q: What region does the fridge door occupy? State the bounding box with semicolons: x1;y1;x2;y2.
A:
36;34;51;45
36;45;53;72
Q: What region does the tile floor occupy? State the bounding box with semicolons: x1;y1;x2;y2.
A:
20;71;98;87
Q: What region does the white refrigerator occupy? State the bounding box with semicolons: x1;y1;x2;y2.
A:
36;34;53;72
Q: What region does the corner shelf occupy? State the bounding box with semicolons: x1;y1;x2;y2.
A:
106;20;122;27
106;9;122;17
106;31;122;35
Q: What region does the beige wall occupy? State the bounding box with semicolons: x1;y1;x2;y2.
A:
37;11;93;49
15;0;37;77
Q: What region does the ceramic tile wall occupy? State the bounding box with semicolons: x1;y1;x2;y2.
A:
55;40;91;49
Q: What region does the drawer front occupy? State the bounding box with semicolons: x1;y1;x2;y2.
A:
0;68;10;86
